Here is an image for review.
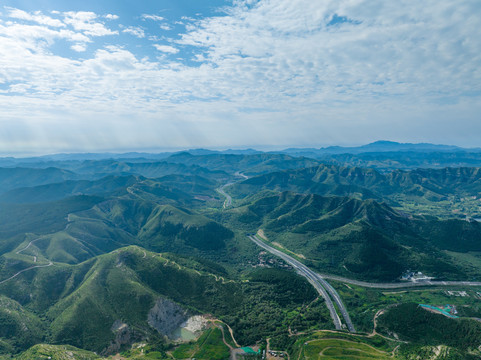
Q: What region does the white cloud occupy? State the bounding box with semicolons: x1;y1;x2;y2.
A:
153;44;179;54
63;11;118;36
122;26;145;38
8;83;31;93
159;23;172;31
105;14;119;20
7;7;65;28
0;0;480;153
141;14;164;22
0;22;90;50
176;0;481;104
71;43;87;52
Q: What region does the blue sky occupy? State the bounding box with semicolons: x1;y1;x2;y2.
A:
0;0;480;155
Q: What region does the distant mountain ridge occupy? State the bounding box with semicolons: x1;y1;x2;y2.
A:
2;141;480;164
279;140;472;156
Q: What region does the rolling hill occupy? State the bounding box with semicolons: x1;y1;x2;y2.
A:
0;246;316;355
229;164;481;217
0;147;481;359
223;191;481;281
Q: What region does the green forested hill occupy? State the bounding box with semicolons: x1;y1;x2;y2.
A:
321;151;481;171
0;151;481;359
0;167;82;193
232;164;481;200
0;198;235;268
0;246;317;355
221;191;481;281
230;164;481;218
163;152;322;175
0;174;220;205
378;303;481;359
0;175;140;203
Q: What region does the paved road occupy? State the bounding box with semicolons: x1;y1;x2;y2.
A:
249;235;347;331
0;238;53;285
0;261;53;285
316;275;355;332
319;273;481;289
217;183;233;208
16;238;42;255
234;171;249;180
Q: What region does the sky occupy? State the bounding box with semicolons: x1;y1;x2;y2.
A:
0;0;480;155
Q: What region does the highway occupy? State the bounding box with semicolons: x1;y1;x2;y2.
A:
316;275;355;332
318;273;481;289
249;235;352;332
249;234;481;332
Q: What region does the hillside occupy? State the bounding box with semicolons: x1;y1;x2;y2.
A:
0;246;317;355
0;167;82;193
230;164;481;218
222;191;481;281
163;152;322;175
323;151;481;171
0;175;140;204
0;149;480;359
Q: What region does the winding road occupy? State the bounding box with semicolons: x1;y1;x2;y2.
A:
217;173;248;209
0;237;53;285
0;261;53;285
16;237;42;255
217;183;233;208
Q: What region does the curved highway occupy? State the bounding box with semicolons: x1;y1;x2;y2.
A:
249;234;481;333
249;235;353;332
316;275;355;332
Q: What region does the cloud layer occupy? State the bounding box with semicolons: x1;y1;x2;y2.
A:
0;0;480;154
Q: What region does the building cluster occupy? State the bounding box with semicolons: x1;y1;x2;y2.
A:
248;251;292;270
443;304;458;315
267;350;285;358
400;270;434;282
445;290;469;297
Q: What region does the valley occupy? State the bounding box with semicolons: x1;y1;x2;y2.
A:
0;145;481;359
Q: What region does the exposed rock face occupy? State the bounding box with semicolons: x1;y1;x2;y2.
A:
181;315;209;333
102;320;131;355
147;297;190;339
